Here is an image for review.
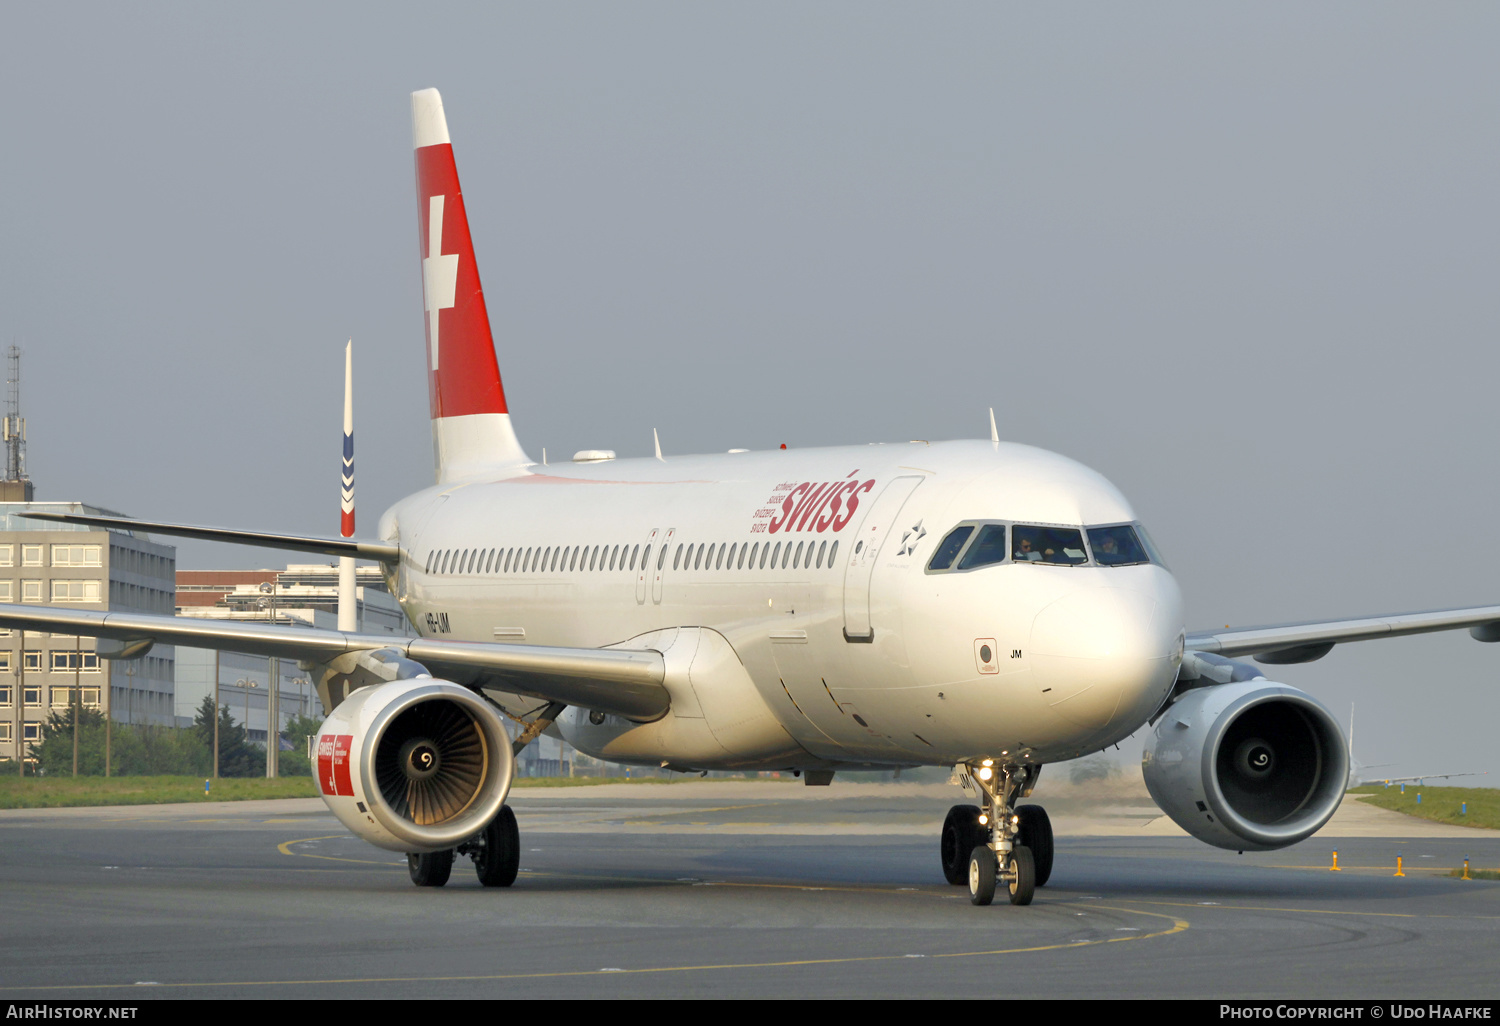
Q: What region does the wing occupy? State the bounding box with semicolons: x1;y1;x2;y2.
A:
1188;604;1500;663
15;511;400;563
0;603;668;721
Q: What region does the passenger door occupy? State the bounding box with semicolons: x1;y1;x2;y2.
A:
842;476;924;639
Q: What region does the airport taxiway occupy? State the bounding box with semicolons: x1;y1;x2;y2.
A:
0;780;1495;999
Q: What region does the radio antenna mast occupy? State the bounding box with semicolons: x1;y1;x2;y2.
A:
2;346;33;500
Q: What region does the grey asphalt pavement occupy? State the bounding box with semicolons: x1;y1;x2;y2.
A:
0;782;1495;999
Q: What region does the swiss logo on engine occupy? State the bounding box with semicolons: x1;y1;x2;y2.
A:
317;734;356;797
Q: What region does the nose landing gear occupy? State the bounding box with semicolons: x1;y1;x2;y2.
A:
951;762;1046;906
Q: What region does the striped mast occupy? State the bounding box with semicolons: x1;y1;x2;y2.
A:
338;340;356;632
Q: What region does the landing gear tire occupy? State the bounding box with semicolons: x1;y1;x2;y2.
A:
408;849;454;887
1006;845;1036;906
941;805;982;885
474;806;520;887
1016;805;1053;887
968;845;997;906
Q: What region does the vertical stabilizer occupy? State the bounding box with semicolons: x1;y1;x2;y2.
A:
338;340;357;632
411;88;530;481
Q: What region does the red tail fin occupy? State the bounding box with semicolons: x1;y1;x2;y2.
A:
411;89;528;479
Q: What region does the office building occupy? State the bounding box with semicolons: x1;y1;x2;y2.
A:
0;503;177;763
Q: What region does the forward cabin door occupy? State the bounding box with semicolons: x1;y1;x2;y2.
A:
842;476;923;640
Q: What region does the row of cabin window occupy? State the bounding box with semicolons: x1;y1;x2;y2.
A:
668;538;840;572
426;543;645;576
425;538;842;577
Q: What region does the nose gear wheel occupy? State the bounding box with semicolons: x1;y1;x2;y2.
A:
952;762;1042;906
968;845;996;905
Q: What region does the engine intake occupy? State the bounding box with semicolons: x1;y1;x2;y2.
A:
1142;681;1347;851
315;679;514;852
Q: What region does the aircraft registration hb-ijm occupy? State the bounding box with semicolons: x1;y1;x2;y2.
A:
7;89;1498;906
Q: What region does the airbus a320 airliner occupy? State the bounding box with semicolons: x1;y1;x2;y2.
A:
7;90;1497;906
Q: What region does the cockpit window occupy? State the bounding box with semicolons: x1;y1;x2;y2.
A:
928;525;974;571
957;524;1007;570
1012;525;1088;565
1134;524;1168;569
1087;525;1150;566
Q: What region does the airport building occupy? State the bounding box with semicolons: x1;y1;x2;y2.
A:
0;502;179;763
173;564;414;745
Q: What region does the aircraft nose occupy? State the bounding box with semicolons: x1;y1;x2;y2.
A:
1029;585;1180;730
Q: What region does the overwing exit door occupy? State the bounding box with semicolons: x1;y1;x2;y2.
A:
651;528;675;604
635;528;659;605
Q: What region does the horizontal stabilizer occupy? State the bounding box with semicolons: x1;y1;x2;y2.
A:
17;511;401;563
0;603;669;722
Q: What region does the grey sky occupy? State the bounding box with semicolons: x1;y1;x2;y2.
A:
2;4;1497;780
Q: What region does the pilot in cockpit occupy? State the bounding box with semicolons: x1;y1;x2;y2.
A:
1015;537;1043;561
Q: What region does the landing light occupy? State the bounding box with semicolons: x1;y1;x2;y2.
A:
977;766;993;781
978;814;989;826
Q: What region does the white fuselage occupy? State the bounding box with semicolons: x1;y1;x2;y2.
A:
378;439;1186;772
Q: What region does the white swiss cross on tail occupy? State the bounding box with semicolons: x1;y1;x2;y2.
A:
423;194;459;371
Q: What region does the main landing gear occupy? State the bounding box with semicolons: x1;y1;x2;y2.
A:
407;805;521;888
940;762;1053;906
408;700;562;888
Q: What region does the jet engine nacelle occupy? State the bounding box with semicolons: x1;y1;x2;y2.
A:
313;679;514;853
1141;680;1348;851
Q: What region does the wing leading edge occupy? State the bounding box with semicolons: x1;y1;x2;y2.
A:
16;511;401;563
1188;604;1500;663
0;603;668;722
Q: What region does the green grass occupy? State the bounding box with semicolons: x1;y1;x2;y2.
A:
0;775;320;808
1349;785;1500;830
1447;867;1500;880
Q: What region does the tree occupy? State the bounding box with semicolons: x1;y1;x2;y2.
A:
192;694;261;777
277;713;321;777
35;708;107;776
33;708;211;776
